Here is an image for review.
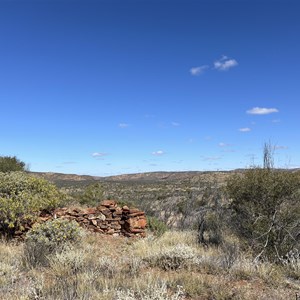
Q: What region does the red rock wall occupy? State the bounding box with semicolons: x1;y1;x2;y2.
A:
38;200;147;237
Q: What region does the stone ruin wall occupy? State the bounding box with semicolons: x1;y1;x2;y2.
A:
21;200;147;238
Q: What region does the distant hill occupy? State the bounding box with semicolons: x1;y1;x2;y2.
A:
102;171;207;182
29;168;300;187
29;170;232;187
29;171;101;187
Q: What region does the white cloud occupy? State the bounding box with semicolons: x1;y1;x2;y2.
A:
239;127;251;132
152;150;165;156
214;56;238;71
246;107;279;115
119;123;129;128
189;65;208;76
219;142;231;147
171;122;180;127
92;152;108;157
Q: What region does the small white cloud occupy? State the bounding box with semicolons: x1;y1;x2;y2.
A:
246;107;279;115
152;150;165;156
171;122;180;127
189;65;208;76
272;119;281;123
239;127;251;132
92;152;108;157
219;142;230;147
214;55;238;71
119;123;129;128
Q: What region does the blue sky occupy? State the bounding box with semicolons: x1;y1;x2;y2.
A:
0;0;299;176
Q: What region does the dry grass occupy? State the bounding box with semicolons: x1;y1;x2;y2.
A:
0;231;299;300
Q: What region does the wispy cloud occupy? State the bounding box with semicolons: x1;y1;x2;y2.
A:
189;65;208;76
202;156;222;161
214;55;238;71
222;149;235;153
239;127;251;132
119;123;129;128
171;121;180;127
149;163;158;166
272;119;281;123
92;152;108;157
152;150;165;156
247;107;279;115
219;142;231;147
275;145;288;150
204;136;213;141
61;161;77;165
188;138;196;143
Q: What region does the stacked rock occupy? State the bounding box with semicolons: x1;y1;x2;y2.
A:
35;200;147;237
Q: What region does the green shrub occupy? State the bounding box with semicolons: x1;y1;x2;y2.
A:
24;218;83;267
146;216;168;237
0;156;26;173
0;172;65;236
226;168;300;261
198;210;226;246
78;183;105;206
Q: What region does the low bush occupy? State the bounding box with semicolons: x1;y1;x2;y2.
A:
146;244;197;271
24;218;83;267
146;216;168;237
78;182;105;206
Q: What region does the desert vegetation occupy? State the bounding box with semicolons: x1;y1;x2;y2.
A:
0;230;299;299
1;151;300;299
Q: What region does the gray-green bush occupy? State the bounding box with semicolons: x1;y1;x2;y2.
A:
24;218;83;267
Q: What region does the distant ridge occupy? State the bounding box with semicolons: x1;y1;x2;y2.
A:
29;170;230;186
102;171;219;182
29;171;101;187
29;169;300;187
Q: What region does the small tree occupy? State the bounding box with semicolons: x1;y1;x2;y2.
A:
0;156;27;172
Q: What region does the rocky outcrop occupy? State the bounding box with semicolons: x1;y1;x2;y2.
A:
37;200;147;237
